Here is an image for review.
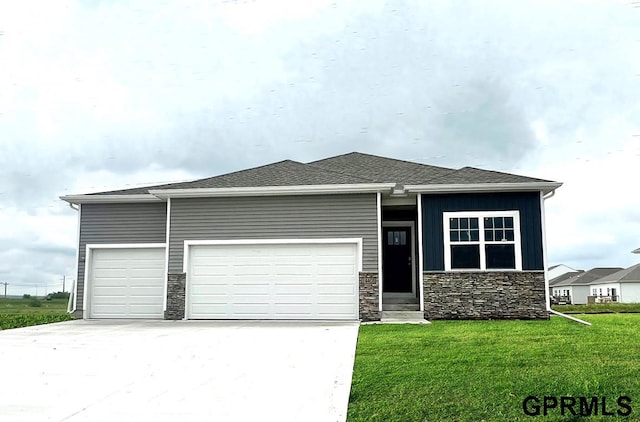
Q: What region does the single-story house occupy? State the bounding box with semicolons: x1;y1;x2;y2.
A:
550;268;623;305
588;263;640;303
549;270;583;303
61;152;561;322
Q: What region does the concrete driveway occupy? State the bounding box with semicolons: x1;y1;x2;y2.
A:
0;320;359;422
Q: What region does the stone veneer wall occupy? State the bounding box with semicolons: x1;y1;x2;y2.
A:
359;272;380;321
423;271;548;320
165;273;186;320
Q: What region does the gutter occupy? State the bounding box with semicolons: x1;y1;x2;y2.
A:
406;181;563;195
541;190;591;326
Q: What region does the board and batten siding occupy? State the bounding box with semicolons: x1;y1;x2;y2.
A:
422;192;544;271
76;203;167;312
169;194;379;274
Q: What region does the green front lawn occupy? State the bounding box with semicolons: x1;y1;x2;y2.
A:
348;315;640;421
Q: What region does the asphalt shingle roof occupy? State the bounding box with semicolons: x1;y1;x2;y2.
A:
549;271;584;286
429;167;553;184
88;151;556;195
552;268;624;286
309;152;456;184
588;263;640;284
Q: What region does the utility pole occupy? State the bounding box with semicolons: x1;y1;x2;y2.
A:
1;282;7;298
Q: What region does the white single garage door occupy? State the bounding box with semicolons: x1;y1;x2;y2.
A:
187;242;359;320
88;247;165;319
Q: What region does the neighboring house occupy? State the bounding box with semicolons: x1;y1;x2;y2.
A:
61;152;561;322
547;264;579;282
549;270;583;302
588;263;640;303
550;268;623;305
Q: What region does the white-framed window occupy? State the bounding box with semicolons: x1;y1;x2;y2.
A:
443;210;522;271
592;288;597;296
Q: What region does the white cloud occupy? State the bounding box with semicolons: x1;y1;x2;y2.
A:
1;0;639;293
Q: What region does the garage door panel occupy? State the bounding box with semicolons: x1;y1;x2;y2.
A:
89;247;165;319
233;284;271;295
92;268;129;279
187;242;358;320
316;295;356;304
128;267;164;277
316;304;356;316
316;264;356;276
233;265;271;276
91;304;128;317
273;284;313;294
273;295;313;304
316;284;355;295
129;286;164;297
228;294;270;304
190;283;228;295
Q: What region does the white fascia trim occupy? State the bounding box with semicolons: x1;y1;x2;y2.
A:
182;238;364;273
150;183;395;198
406;182;563;195
61;194;162;204
417;193;424;312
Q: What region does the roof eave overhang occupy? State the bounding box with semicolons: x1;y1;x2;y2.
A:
60;194;163;204
405;182;563;195
148;183;396;198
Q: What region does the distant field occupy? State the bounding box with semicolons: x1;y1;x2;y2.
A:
0;297;73;330
553;302;640;314
0;297;69;315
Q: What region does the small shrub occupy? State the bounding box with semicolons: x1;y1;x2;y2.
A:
47;291;70;300
28;299;42;307
22;294;31;299
0;314;73;330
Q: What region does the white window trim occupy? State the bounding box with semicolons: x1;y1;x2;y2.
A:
443;210;522;271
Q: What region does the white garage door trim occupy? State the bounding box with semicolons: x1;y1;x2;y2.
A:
184;238;362;320
84;243;166;319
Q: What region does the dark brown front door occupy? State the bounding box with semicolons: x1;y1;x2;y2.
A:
382;226;413;293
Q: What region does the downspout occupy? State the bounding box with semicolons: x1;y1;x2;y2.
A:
541;190;591;326
67;202;79;313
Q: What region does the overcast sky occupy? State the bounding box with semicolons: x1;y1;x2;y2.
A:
1;0;639;295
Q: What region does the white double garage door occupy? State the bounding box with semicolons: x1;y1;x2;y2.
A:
87;240;360;320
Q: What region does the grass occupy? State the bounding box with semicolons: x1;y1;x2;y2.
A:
0;297;70;315
0;297;73;330
553;302;640;314
348;314;640;421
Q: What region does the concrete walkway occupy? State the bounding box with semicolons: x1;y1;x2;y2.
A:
0;320;360;422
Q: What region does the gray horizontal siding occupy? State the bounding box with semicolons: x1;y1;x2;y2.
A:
76;202;167;312
169;194;378;273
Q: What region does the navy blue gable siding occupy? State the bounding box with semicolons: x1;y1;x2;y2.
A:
422;192;544;271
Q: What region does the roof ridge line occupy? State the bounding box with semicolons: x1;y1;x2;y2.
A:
304;161;378;183
310;151;455;172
